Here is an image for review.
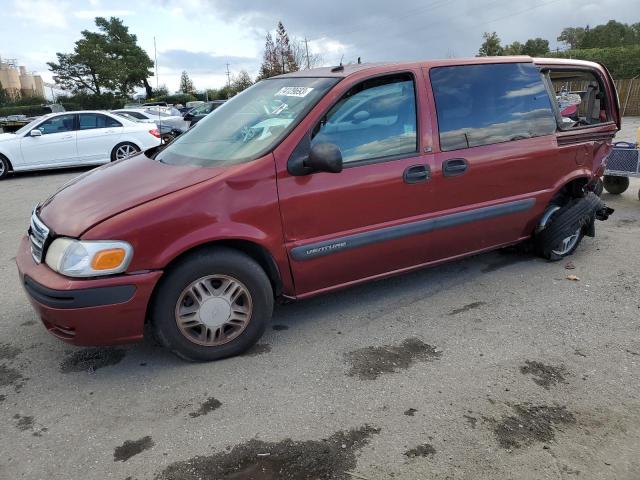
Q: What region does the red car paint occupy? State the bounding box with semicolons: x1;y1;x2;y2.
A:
15;56;620;346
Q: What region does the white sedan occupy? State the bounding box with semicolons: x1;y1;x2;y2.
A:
111;107;189;131
0;110;161;179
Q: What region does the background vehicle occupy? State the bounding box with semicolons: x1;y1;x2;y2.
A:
183;100;226;127
112;107;189;131
16;57;618;361
0;110;161;179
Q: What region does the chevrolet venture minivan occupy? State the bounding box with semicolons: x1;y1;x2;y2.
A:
17;57;619;361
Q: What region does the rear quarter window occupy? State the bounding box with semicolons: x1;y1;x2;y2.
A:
430;63;557;152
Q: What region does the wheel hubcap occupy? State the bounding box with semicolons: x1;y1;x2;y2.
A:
552;228;581;256
116;144;137;160
0;161;5;175
175;275;252;346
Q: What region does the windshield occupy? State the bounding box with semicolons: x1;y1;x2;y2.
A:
156;77;339;167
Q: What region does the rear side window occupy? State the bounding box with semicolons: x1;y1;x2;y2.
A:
79;113;122;130
430;63;557;152
311;74;417;164
547;69;609;128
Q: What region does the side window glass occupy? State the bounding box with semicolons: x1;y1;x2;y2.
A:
37;115;75;135
548;70;608;128
311;74;417;164
430;63;557;151
79;114;122;130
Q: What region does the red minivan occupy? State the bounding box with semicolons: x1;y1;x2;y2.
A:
16;57;619;361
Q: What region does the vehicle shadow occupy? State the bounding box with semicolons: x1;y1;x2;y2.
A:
4;166;96;182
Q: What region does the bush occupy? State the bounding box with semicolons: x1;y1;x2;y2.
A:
0;104;54;117
549;45;640;79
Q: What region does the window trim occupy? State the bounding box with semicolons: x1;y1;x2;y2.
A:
429;62;558;153
540;65;616;133
307;70;421;170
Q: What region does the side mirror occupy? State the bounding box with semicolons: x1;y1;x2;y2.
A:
30;129;42;137
352;110;370;124
305;143;343;173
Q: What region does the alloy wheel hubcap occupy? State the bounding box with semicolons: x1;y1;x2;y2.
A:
552;228;581;256
175;274;252;346
115;144;137;160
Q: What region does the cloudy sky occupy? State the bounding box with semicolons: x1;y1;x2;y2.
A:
0;0;633;94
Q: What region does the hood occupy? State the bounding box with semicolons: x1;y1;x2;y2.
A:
0;133;17;142
39;153;225;237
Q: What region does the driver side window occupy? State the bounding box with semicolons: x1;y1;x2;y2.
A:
37;114;76;135
311;74;417;164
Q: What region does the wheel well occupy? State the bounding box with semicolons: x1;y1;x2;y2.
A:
162;240;283;296
551;177;589;205
0;153;12;171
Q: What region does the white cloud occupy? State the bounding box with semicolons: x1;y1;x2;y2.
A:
73;10;135;19
12;0;70;28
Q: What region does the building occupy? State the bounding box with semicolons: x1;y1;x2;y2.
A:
0;57;45;100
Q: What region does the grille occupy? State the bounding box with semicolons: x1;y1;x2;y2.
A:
29;210;50;264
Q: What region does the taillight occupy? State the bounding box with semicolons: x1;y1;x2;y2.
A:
149;129;160;138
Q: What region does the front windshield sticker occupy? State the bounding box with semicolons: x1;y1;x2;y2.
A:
275;86;314;97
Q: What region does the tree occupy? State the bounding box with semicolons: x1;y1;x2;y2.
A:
47;16;154;97
522;38;550;56
557;27;586;49
179;71;195;94
230;70;253;93
477;32;504;56
504;41;524;55
290;38;323;69
257;21;299;79
257;33;277;80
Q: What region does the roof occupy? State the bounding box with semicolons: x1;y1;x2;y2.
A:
273;56;604;79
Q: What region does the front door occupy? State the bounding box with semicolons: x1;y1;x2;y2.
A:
76;113;124;164
20;113;78;168
275;71;435;295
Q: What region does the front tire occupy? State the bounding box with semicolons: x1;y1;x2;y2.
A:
0;154;11;180
150;248;274;362
111;142;140;162
602;175;629;195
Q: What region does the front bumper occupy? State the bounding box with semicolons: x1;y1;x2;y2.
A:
16;235;162;346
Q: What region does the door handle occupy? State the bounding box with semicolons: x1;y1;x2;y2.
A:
61;135;73;140
442;158;468;177
403;164;430;184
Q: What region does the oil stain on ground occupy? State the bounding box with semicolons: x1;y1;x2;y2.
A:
243;344;272;357
14;414;34;431
60;347;127;373
0;343;21;360
404;444;436;459
156;425;380;480
114;436;155;462
489;404;576;449
520;360;568;389
448;301;486;316
0;364;25;391
346;337;441;380
272;324;289;331
189;397;222;418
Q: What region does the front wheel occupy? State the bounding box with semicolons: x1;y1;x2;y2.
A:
111;142;140;162
150;248;274;362
0;155;11;180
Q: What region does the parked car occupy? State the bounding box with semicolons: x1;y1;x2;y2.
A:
184;100;226;127
0;110;161;179
111;107;189;132
17;57;618;361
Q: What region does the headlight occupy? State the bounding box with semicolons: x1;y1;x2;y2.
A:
45;238;133;278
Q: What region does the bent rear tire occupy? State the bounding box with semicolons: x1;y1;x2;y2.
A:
111;142;140;162
535;192;602;261
0;154;11;180
602;175;629;195
150;248;274;362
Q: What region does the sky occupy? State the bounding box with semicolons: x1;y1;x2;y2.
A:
0;0;635;95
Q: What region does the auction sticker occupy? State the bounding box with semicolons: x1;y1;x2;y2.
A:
275;86;314;97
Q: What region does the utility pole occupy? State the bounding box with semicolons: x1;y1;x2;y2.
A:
304;37;310;69
225;63;231;88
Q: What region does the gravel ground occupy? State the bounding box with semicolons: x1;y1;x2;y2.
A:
1;119;639;479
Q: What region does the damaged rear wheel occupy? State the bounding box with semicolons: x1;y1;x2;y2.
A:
535;192;609;261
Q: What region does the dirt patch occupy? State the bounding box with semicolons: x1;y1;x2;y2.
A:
156;425;379;480
346;338;441;380
404;408;417;416
60;347;126;373
14;414;34;431
272;325;289;331
449;301;486;316
0;394;5;402
0;343;21;360
0;364;25;390
114;436;154;462
404;444;436;459
490;404;576;449
243;344;272;357
189;397;222;418
463;414;478;429
520;361;568;389
20;320;37;327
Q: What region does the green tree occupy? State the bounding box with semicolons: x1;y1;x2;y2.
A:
504;41;524;55
257;21;299;79
557;27;586;49
257;32;277;80
230;70;253;93
477;32;504;56
581;20;640;48
47;16;153;97
521;38;550;56
179;71;195;94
